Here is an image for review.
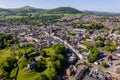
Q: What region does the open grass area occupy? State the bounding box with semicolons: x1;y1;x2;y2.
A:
17;48;56;80
5;16;27;19
43;48;55;56
17;68;38;80
0;48;12;64
0;48;13;74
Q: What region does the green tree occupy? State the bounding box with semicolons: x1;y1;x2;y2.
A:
101;62;107;68
18;58;27;70
50;55;58;62
46;68;58;80
40;50;46;57
108;55;113;61
88;46;100;63
52;44;66;55
3;57;17;72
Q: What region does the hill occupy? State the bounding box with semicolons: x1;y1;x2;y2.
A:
45;7;83;14
0;8;11;13
10;6;46;13
0;6;120;15
82;10;120;15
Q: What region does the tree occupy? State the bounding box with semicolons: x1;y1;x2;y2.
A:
88;46;100;63
0;41;5;49
83;42;91;49
0;34;13;49
101;62;107;68
108;55;113;61
50;55;58;62
95;41;105;47
105;43;117;52
57;54;67;66
37;61;42;68
95;36;105;41
18;58;28;70
40;50;46;57
52;44;66;55
3;57;17;72
46;68;58;80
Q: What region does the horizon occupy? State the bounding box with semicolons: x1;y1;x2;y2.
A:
0;0;120;13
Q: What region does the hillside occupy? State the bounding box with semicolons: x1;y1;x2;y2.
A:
0;6;120;15
10;6;46;13
45;7;82;14
0;8;11;13
0;6;82;14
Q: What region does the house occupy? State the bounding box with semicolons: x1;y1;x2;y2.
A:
82;55;88;60
116;78;120;80
101;76;108;80
27;62;37;70
115;66;120;74
74;66;86;80
74;29;86;34
94;61;100;65
104;40;111;45
84;75;97;80
66;65;76;76
114;51;120;57
78;44;87;49
68;54;77;64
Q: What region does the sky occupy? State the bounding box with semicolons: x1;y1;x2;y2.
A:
0;0;120;13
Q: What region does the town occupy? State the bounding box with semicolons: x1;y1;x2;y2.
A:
0;4;120;80
0;13;120;80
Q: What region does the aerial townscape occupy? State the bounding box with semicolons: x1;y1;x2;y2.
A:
0;1;120;80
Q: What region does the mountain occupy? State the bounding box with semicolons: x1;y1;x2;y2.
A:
45;7;83;14
0;8;11;13
0;6;47;16
9;6;46;13
83;10;120;15
0;6;83;15
1;6;119;15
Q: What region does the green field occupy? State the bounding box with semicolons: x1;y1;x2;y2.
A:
17;47;56;80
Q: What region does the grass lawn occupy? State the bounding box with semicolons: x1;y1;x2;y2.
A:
43;48;55;56
0;48;12;64
17;47;34;55
43;48;56;65
0;48;12;74
17;48;56;80
5;16;27;19
10;67;18;78
17;68;38;80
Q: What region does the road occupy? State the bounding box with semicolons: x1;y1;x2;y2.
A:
44;32;83;60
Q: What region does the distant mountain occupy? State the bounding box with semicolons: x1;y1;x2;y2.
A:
45;7;83;14
83;10;120;15
0;6;119;15
9;6;46;13
0;8;11;13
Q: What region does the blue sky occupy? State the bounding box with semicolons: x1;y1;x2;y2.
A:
0;0;120;13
